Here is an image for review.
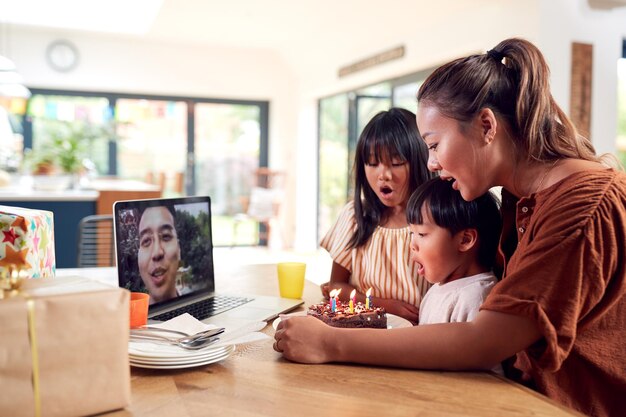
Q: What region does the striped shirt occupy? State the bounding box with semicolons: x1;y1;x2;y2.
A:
320;201;430;306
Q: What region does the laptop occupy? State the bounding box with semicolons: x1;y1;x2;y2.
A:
113;195;303;325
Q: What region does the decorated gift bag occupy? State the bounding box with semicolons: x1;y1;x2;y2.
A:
0;205;55;278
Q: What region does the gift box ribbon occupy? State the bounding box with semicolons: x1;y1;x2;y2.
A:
26;299;41;417
2;267;42;417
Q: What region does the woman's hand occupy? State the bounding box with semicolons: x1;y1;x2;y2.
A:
374;297;419;324
273;316;336;363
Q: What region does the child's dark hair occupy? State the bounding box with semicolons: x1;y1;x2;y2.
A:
349;107;433;249
406;179;502;269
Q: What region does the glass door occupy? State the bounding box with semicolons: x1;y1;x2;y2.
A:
318;94;349;239
194;102;264;246
115;98;188;196
317;84;391;241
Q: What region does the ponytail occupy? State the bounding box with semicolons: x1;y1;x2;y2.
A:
418;37;600;163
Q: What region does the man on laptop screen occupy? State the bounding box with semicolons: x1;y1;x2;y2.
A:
137;206;181;304
116;199;214;306
114;196;303;325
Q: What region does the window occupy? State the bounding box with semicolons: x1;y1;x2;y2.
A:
22;89;269;246
194;102;264;245
115;98;187;196
318;94;349;238
26;94;113;175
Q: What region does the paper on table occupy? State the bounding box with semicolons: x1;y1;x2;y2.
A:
141;313;270;347
212;320;269;348
147;313;220;335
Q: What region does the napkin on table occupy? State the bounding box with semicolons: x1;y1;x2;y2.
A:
141;313;270;347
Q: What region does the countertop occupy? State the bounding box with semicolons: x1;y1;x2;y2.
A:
0;177;160;202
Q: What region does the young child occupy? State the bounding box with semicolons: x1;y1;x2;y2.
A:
407;179;503;374
320;107;433;323
407;178;501;324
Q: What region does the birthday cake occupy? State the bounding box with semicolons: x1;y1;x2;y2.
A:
307;301;387;329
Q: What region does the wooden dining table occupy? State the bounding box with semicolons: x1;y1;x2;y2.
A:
71;264;581;417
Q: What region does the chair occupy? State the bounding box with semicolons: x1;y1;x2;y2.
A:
76;214;115;267
145;171;185;196
173;171;185;195
145;171;167;191
232;168;285;246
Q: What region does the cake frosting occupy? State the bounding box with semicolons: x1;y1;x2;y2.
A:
307;301;387;328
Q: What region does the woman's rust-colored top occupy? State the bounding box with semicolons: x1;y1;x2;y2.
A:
481;169;626;417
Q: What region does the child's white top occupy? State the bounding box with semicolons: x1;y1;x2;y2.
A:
419;271;497;324
320;200;430;306
419;271;503;375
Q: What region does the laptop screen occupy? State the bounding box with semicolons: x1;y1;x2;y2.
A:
113;196;215;308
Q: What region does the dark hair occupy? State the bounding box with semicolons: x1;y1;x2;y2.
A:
406;179;502;269
138;204;177;222
349;107;433;248
417;37;598;164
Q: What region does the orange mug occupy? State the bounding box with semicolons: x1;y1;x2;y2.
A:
129;292;150;328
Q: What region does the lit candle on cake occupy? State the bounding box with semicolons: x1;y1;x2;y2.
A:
349;289;356;313
330;289;341;312
334;289;341;312
329;289;338;312
366;288;372;309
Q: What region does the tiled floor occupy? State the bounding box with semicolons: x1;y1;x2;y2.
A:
213;246;331;285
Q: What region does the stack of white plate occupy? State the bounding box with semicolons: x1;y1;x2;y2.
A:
128;341;235;369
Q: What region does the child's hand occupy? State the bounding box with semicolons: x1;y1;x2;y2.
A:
320;282;330;299
375;298;419;325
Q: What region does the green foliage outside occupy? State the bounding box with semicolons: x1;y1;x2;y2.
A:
27;94;115;175
318;94;349;237
175;210;213;286
26;119;115;174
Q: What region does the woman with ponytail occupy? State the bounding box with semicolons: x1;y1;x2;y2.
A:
274;38;625;417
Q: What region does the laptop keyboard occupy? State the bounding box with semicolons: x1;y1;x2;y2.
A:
152;295;254;322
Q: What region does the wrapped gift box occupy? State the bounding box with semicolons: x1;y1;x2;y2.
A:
0;276;130;417
0;205;55;278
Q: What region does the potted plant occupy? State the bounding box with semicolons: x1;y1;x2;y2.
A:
25;120;116;190
31;153;58;175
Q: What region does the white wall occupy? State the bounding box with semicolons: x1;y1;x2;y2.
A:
539;0;626;156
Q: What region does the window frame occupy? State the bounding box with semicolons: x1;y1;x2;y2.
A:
23;88;269;197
